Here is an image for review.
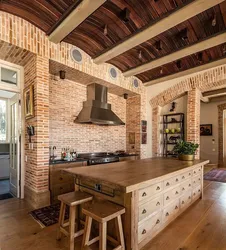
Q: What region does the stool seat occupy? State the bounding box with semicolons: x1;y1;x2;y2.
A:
83;200;125;223
58;191;93;206
57;191;93;250
82;200;125;250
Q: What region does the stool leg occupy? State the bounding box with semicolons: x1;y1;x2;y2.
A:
99;222;107;250
69;206;76;250
116;216;125;250
57;202;66;240
82;215;92;247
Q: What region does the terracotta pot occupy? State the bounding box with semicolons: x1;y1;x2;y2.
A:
178;154;194;161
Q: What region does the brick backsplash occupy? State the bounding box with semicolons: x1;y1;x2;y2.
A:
49;77;126;156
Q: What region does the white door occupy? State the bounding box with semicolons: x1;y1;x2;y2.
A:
9;94;21;197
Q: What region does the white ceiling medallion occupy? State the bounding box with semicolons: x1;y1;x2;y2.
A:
70;47;83;64
109;67;118;79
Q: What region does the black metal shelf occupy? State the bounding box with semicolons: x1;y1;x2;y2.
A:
162;113;184;158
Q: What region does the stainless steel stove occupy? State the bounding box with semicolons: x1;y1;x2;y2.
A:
77;152;119;166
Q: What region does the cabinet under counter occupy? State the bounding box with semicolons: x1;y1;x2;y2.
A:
49;161;87;204
64;158;209;250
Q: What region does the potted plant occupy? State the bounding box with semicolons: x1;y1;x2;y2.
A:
173;140;199;161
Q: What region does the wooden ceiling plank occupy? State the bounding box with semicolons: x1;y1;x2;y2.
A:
124;32;226;77
144;57;226;86
48;0;106;44
93;0;225;64
203;88;226;97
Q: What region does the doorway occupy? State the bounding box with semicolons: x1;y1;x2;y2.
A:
0;61;23;200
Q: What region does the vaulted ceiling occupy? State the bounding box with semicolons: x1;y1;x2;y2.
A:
1;0;226;86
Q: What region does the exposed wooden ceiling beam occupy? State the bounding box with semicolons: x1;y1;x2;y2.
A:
48;0;106;44
93;0;225;64
209;95;226;102
203;88;226;97
144;57;226;87
124;32;226;77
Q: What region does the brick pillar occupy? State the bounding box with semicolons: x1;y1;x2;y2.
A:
187;88;200;159
126;96;141;156
152;106;161;157
24;55;50;208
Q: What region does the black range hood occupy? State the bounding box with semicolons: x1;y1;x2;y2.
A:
75;83;125;125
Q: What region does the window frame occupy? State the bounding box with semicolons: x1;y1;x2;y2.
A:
0;97;10;143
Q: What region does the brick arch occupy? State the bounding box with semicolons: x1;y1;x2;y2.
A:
218;103;226;167
150;66;226;157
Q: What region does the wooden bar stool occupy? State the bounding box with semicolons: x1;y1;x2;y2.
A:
56;191;93;250
82;200;125;250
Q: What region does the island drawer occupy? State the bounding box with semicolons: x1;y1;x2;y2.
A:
163;175;181;189
138;195;163;222
192;174;202;188
164;186;181;206
139;182;163;202
181;170;192;181
192;185;202;200
180;179;192;194
193;167;202;176
163;199;180;223
138;211;162;243
180;191;192;209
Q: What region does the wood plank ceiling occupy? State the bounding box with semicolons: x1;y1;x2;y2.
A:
1;0;226;85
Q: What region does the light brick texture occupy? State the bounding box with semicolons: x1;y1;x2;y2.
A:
187;89;201;159
218;103;226;167
49;77;126;156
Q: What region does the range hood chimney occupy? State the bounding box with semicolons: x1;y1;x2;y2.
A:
75;83;125;125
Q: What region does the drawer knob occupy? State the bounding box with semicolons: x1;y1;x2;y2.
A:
176;178;179;182
142;192;147;197
156;219;160;224
189;184;191;187
175;191;179;194
182;201;185;204
193;193;196;196
142;209;147;214
182;176;185;179
198;189;201;192
166;196;170;200
189;196;191;199
166;182;170;186
175;205;178;209
199;169;201;171
189;173;191;176
193;181;196;183
166;212;169;217
59;177;63;181
142;229;146;235
156;186;161;190
194;171;196;174
60;187;63;190
182;188;185;191
198;178;201;181
156;202;160;206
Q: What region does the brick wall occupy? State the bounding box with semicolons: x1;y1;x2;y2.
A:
126;96;141;155
218;103;226;167
187;89;200;159
49;77;126;156
24;55;50;206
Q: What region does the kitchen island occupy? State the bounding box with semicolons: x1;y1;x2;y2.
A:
65;158;209;250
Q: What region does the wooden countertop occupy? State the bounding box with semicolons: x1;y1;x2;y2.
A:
65;158;209;193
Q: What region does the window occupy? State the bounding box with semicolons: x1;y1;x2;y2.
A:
0;99;7;142
1;67;18;85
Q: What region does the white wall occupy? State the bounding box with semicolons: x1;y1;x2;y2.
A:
200;101;225;164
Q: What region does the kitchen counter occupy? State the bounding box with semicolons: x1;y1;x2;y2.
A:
65;157;209;250
65;158;209;193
